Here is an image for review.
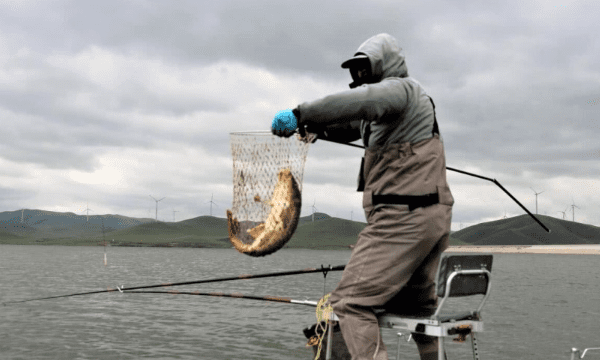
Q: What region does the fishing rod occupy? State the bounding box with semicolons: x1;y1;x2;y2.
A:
123;290;320;307
3;264;344;305
318;137;551;233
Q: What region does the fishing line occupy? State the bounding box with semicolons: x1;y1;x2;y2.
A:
321;264;331;297
3;265;345;305
317;137;551;233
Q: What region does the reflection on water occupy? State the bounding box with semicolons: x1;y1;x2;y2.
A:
1;245;598;360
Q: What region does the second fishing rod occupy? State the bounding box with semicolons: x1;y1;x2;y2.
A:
4;264;345;305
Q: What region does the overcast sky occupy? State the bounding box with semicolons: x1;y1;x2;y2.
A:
1;0;598;230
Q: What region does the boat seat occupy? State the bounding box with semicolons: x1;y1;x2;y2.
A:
379;309;478;323
376;254;493;360
322;255;493;360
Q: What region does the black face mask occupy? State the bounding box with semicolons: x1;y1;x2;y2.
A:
349;67;373;89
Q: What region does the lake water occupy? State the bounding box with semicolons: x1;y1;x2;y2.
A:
1;245;598;360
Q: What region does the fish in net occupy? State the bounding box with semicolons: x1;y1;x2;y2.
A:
226;131;314;257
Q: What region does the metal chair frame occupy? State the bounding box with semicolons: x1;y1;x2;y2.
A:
377;255;493;360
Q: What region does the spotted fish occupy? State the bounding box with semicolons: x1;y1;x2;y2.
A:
227;168;301;257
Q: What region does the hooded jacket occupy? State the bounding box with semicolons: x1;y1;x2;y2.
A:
295;33;453;216
296;33;436;148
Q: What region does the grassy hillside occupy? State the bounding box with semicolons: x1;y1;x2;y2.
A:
104;216;231;247
0;228;24;244
0;222;37;237
452;214;600;245
0;209;154;243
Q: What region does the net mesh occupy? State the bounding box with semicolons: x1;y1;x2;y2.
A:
226;131;314;257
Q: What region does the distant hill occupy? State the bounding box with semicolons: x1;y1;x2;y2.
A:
289;213;365;249
103;212;362;248
0;209;153;230
0;228;23;240
2;209;598;248
105;216;231;247
297;212;333;226
0;209;154;244
452;214;600;245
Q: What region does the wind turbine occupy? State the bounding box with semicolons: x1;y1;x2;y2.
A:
83;202;93;222
149;195;165;222
531;188;544;214
557;207;567;220
206;194;218;217
570;199;580;222
311;200;318;222
172;210;180;222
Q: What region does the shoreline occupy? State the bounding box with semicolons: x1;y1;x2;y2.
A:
2;243;600;255
446;244;600;255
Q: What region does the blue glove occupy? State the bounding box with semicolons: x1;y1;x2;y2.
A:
271;109;297;138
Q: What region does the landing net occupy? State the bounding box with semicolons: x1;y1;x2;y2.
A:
226;131;314;257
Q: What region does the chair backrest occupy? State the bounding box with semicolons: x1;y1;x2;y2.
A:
436;255;493;298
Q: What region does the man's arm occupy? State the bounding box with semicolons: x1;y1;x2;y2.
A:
307;120;362;144
295;78;409;127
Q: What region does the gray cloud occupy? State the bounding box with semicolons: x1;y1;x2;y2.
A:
0;0;599;227
1;1;418;76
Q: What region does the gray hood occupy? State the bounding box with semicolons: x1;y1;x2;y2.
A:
298;33;435;149
352;33;408;82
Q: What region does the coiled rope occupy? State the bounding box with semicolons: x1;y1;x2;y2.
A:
314;293;333;360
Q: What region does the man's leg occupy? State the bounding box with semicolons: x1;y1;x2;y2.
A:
330;205;450;360
413;334;446;360
391;225;450;360
411;233;449;360
332;303;387;360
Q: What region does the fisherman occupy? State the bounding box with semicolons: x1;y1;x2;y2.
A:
271;33;453;360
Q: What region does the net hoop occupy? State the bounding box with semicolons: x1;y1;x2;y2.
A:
227;132;313;256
